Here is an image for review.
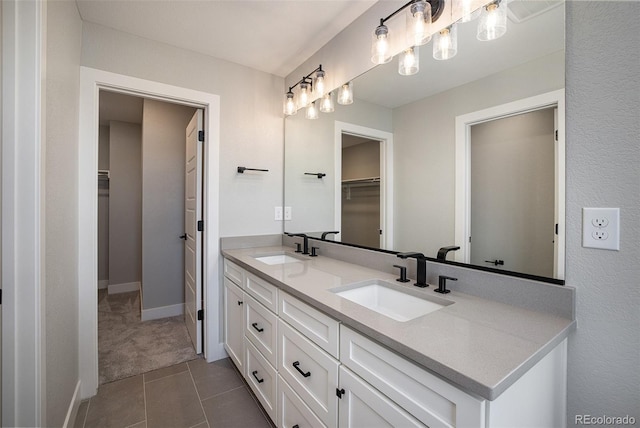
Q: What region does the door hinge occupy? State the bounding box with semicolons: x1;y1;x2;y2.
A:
336;388;345;399
555;130;558;141
197;220;204;232
197;309;204;321
555;223;559;235
198;130;205;142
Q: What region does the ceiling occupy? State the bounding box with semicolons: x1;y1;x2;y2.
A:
75;0;377;78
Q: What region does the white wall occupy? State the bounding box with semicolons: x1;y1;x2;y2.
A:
565;2;640;425
109;121;142;287
44;0;83;425
81;22;284;238
141;99;195;310
289;1;640;424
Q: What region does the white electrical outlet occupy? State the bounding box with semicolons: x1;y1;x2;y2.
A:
274;206;283;221
284;206;292;221
583;207;620;250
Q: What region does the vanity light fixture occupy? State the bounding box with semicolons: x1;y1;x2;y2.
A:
283;65;334;117
433;24;458;60
399;46;420;75
337;81;354;105
477;0;508;41
457;0;481;22
406;0;432;46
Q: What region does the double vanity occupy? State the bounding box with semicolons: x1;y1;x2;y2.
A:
222;243;575;427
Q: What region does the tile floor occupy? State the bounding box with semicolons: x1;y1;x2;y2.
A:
74;358;273;428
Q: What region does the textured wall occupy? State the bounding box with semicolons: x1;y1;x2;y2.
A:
44;0;82;425
565;1;640;424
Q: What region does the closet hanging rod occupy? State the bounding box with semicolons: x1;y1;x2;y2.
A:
237;166;269;174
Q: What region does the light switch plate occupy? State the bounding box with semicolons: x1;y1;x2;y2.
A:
284;206;292;221
274;206;283;221
582;207;620;250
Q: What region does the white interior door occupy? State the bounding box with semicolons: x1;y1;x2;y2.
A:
185;109;204;353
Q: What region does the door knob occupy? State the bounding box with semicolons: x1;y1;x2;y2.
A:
179;234;187;240
484;259;504;266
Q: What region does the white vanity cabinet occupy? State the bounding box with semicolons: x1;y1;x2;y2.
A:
222;256;568;428
223;260;245;373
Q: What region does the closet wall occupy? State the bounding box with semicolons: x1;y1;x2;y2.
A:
98;125;110;287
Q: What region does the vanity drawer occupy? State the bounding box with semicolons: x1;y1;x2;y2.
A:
245;338;277;423
278;320;339;427
223;259;244;287
245;294;278;368
279;291;339;358
340;326;485;428
246;272;279;313
277;374;327;428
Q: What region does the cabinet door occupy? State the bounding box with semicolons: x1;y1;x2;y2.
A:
338;366;425;428
223;277;244;371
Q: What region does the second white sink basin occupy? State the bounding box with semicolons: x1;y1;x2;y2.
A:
331;279;450;322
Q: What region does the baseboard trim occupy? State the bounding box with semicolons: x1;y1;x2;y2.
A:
108;281;140;295
98;279;109;289
141;303;184;321
62;380;82;428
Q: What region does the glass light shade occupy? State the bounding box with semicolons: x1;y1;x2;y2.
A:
297;81;311;108
314;69;326;98
337;81;353;105
433;25;458;60
283;92;297;116
305;101;319;120
371;24;392;64
456;0;481;22
398;46;419;76
477;0;508;41
406;0;432;46
319;92;335;113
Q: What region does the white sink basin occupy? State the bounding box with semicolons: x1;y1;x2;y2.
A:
331;279;450;322
253;252;306;265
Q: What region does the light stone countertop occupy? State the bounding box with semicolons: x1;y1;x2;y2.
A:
222;246;576;401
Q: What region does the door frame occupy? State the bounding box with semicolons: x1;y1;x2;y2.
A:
454;89;565;278
78;67;223;399
334;121;394;250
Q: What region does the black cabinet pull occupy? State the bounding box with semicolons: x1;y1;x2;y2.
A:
292;425;299;428
179;234;187;240
237;301;243;306
292;361;311;378
252;370;264;383
484;259;505;266
251;322;264;333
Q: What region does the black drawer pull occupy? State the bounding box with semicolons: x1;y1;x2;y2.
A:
292;361;311;378
252;370;264;383
292;425;299;428
251;322;264;333
237;300;243;306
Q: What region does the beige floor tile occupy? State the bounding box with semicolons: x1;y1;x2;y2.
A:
144;361;190;383
188;358;244;400
84;375;145;428
145;371;206;428
201;387;271;428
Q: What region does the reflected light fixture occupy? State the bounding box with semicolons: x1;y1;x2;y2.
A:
305;101;319;120
297;80;311;109
314;69;326;98
399;46;420;75
283;90;296;116
371;23;392;64
433;24;457;60
338;81;353;105
319;92;335;113
477;0;508;41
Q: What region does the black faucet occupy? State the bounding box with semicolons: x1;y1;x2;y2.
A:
286;233;309;255
396;252;428;287
437;246;460;261
321;231;340;240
